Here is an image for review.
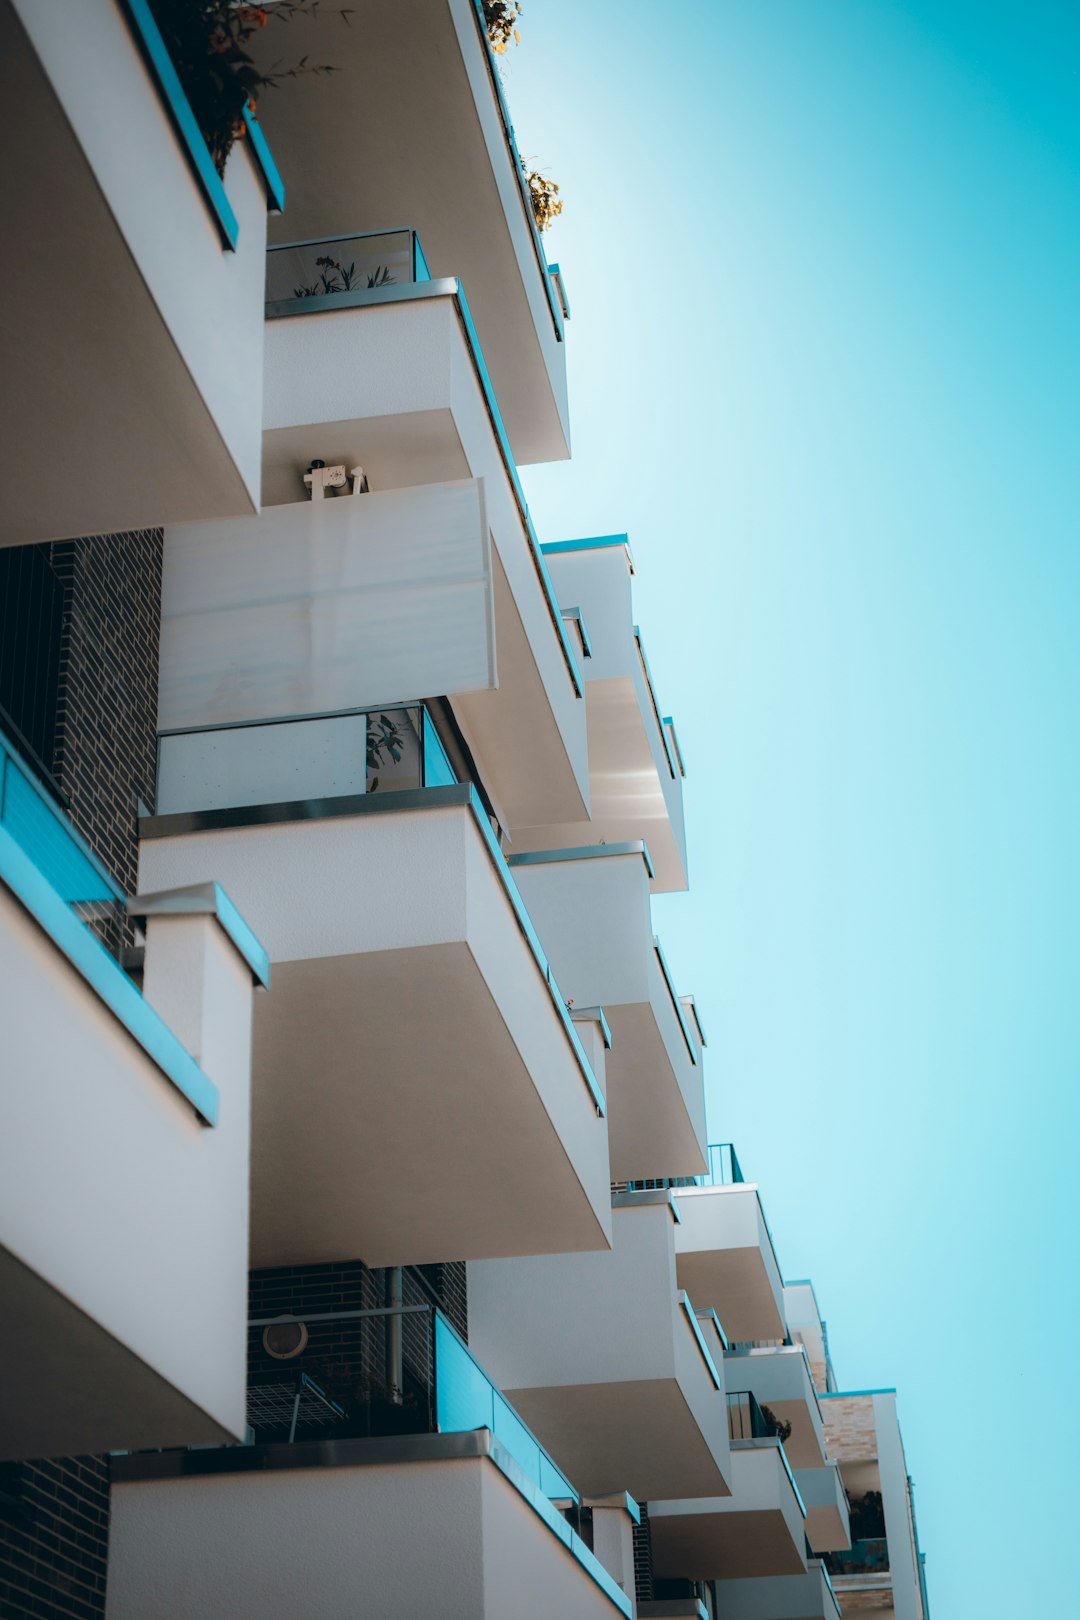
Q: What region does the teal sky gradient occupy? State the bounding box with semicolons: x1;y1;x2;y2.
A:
504;2;1080;1612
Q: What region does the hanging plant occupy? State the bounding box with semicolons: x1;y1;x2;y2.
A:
525;166;563;233
146;1;352;175
483;0;522;54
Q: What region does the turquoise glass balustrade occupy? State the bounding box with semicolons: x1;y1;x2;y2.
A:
433;1314;576;1505
0;733;121;907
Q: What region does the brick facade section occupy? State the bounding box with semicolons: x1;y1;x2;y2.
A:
822;1394;878;1463
0;1456;110;1620
632;1503;653;1602
49;528;163;900
248;1260;470;1433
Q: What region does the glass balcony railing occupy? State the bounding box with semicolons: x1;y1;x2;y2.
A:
622;1141;744;1195
0;727;125;953
365;705;456;794
726;1388;772;1442
824;1538;891;1577
244;1301;576;1507
266;228;431;310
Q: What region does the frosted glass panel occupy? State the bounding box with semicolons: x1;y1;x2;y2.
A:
159;480;495;732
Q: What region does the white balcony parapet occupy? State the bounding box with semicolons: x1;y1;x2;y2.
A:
723;1345;827;1470
0;0;282;544
507;842;706;1179
514;537;689;891
249;0;569;467
139;783;612;1269
469;1192;732;1503
259;275;589;828
650;1441;808;1582
672;1179;787;1345
108;1431;632;1620
712;1560;843;1620
0;734;262;1459
795;1461;851;1555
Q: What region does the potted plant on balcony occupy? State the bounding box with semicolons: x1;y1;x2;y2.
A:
145;1;350;175
760;1403;793;1443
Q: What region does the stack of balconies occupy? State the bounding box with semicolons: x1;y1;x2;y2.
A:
0;5;929;1619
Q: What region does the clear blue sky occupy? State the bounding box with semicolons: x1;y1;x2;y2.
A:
505;2;1080;1613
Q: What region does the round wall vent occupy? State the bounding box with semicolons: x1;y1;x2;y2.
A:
262;1319;309;1360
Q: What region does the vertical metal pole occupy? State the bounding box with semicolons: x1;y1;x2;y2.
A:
386;1269;403;1405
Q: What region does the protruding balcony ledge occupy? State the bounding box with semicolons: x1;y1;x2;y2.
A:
723;1344;827;1469
264;272;581;699
1;0;275;544
1;738;259;1462
0;733;220;1126
671;1178;787;1345
517;537;689;891
140;784;613;1267
468;1197;733;1503
249;0;569;466
509;843;706;1179
795;1461;852;1555
712;1560;842;1620
650;1441;808;1582
111;1430;632;1619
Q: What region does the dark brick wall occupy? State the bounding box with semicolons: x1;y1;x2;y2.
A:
49;529;163;898
0;1457;109;1620
0;530;163;1620
247;1260;469;1438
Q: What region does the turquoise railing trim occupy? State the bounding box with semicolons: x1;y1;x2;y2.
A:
129;880;270;991
653;935;698;1065
466;0;566;344
0;735;122;905
120;0;239;249
242;106;285;213
678;1292;722;1390
0;824;219;1126
663;714;687;777
434;1313;578;1506
464;787;605;1117
484;1438;632;1617
634;627;678;780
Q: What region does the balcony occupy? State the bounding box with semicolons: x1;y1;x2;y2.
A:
794;1462;851;1554
665;1146;787;1343
109;1306;633;1620
0;0;282;545
712;1562;842;1620
783;1281;836;1396
513;538;688;891
649;1429;807;1582
139;782;612;1269
507;844;706;1180
723;1346;827;1469
468;1192;732;1503
820;1389;928;1619
160;319;589;827
0;730;263;1459
247;0;569;466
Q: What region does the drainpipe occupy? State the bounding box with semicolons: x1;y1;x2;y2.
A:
386;1268;404;1405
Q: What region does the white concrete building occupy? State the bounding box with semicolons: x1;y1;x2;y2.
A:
0;5;930;1618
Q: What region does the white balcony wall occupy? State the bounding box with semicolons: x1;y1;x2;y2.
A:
469;1196;731;1502
107;1449;628;1620
650;1444;808;1582
251;0;569;465
784;1281;833;1395
724;1346;826;1469
139;796;612;1268
1;0;268;543
794;1462;851;1554
712;1562;841;1620
674;1185;787;1344
262;293;588;828
0;884;254;1459
157;481;494;739
513;541;688;890
511;847;706;1178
